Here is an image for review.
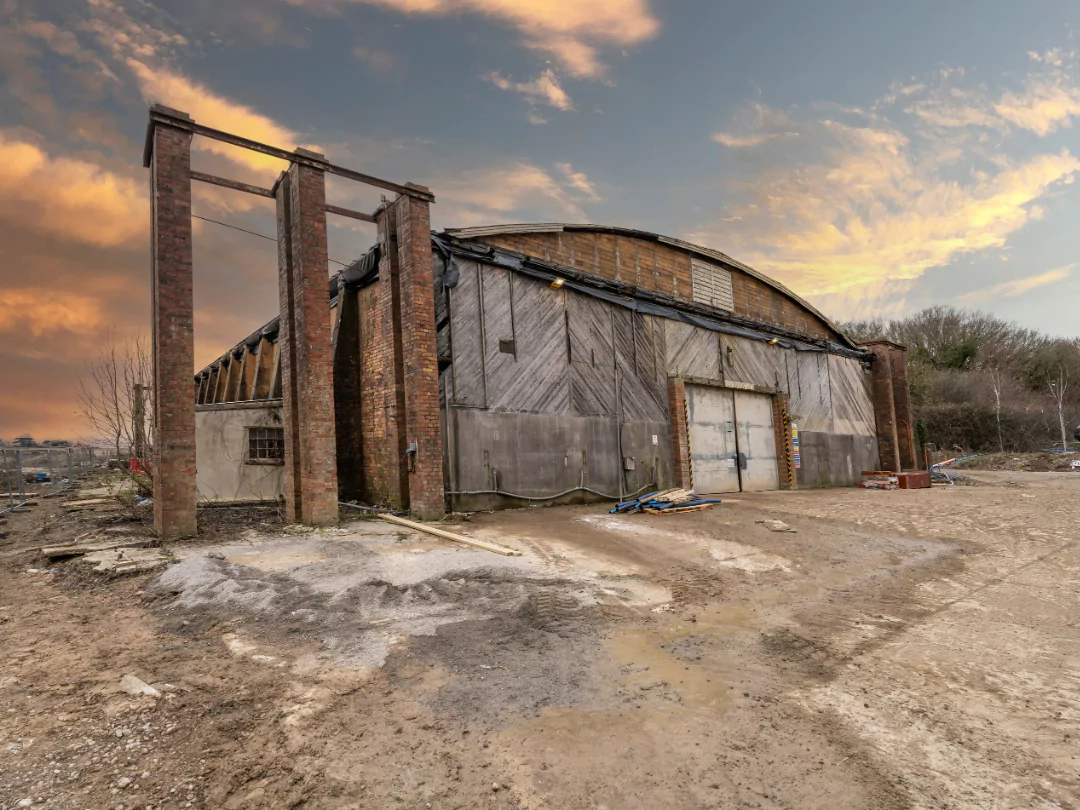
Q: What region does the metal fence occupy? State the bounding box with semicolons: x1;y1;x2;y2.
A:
0;446;99;514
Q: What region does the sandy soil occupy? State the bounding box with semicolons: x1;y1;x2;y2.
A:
0;470;1077;809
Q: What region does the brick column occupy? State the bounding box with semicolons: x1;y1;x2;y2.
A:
370;201;410;510
888;345;917;470
148;111;197;538
667;377;692;489
391;188;445;519
275;152;338;525
860;342;902;473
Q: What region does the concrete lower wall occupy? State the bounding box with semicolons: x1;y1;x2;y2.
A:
445;407;672;512
796;431;878;487
195;402;285;503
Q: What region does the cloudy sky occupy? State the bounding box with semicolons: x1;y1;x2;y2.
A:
2;0;1080;440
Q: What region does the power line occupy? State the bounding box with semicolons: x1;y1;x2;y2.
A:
192;213;349;267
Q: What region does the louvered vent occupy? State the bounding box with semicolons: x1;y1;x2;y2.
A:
691;259;734;311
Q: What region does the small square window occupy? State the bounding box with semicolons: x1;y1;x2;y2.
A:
248;427;285;463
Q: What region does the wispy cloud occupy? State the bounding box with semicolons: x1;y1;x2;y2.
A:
957;264;1075;305
697;54;1080;317
555;162;601;201
712;102;798;148
352;45;399;75
485;69;573;112
287;0;660;78
436;161;601;226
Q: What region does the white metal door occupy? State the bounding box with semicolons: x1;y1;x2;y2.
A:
685;385;741;494
733;391;779;492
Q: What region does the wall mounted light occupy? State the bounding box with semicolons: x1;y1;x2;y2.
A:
550;278;565;289
768;337;780;345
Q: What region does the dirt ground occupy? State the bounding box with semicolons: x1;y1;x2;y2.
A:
1;470;1078;810
950;451;1080;473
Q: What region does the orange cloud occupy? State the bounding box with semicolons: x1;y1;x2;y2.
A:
127;60;301;176
436;161;594;226
694;115;1080;315
957;264;1075;305
0;131;145;248
0;289;105;338
995;81;1080;136
288;0;660;78
485;69;573;111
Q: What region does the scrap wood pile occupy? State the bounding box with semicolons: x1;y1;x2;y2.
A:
611;488;722;515
859;471;898;490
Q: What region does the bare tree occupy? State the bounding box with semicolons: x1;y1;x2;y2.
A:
989;366;1005;454
77;331;154;477
1048;366;1069;453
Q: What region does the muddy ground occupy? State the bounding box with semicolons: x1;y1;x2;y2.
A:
1;471;1078;809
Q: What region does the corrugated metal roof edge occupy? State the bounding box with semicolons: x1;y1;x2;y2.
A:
443;223;855;350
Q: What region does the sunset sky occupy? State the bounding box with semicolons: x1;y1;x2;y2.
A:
2;0;1080;441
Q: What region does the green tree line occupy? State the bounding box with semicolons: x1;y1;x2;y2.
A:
843;306;1080;453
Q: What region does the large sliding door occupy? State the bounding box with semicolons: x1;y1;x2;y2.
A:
685;385;741;493
685;385;779;494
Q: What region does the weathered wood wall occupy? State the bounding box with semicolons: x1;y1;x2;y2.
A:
469;230;840;342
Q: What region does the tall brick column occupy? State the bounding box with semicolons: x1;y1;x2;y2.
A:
370;201;410;510
275;151;339;525
860;341;903;473
148;109;197;538
888;344;918;469
667;377;692;489
379;188;445;519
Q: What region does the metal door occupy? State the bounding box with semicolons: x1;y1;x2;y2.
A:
685;385;741;494
733;391;779;491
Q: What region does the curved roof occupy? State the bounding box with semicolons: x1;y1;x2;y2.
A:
443;223;854;349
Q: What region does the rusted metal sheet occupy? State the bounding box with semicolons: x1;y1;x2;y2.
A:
722;334;783;389
828;355;876;436
665;321;720;381
568;293;615;415
788;351;833;433
448;259;486;407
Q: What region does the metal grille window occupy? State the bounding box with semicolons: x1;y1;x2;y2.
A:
247;427;285;463
691;259;734;311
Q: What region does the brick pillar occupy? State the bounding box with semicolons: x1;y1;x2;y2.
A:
667;377;692;489
888;345;917;470
371;201;410;510
860;342;902;473
148;112;197;538
275;152;339;525
389;189;445;519
772;395;796;490
333;285;363;502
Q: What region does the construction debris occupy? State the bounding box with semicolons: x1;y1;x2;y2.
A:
859;471;899;490
81;547;170;574
756;519;796;533
611;488;722;515
40;538;153;559
377;513;522;556
119;675;161;699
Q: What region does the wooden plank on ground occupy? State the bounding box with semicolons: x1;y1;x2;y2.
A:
40;539;152;558
377;514;522;556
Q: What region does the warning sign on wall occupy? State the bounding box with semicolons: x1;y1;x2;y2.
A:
791;423;801;469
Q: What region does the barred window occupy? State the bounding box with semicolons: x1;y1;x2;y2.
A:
247;427;285;462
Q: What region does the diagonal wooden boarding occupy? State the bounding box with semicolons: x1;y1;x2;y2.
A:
448;259;486;407
828;354;876;436
568;294;616;415
487;274;570;413
788;351;833;433
665;321;721;381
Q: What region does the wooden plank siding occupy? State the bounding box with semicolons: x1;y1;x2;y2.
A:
470;230;838;342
